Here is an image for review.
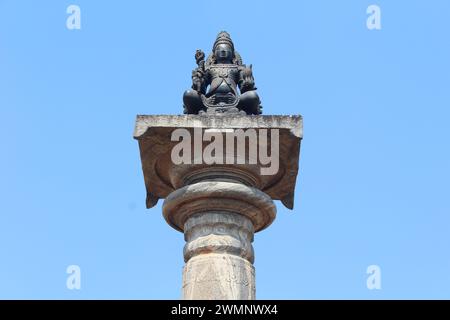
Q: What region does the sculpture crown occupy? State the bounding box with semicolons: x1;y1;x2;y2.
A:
213;31;234;52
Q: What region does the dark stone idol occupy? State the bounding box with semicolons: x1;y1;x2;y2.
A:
183;31;262;115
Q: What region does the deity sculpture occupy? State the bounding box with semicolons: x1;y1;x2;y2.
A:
183;31;262;115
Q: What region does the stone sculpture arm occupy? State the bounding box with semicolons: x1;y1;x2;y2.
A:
191;49;208;95
238;64;257;94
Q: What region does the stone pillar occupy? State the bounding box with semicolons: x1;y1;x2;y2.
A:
134;115;302;300
182;212;256;299
163;181;276;299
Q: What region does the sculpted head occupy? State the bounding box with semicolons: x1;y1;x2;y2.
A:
213;31;235;64
214;43;233;63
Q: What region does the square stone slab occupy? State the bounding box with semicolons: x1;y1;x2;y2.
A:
134;115;303;210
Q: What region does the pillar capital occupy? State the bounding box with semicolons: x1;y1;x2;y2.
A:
163;181;276;233
134;114;302;299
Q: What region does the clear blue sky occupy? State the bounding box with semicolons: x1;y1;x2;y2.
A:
1;0;449;299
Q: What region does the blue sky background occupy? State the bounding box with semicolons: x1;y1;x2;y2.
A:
0;0;449;299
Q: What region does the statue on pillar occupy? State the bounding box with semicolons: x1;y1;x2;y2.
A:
183;31;262;115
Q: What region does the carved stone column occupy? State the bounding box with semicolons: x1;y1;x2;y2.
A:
181;212;256;299
134;115;302;300
163;181;276;299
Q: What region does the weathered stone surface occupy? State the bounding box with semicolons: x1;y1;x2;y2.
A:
182;254;255;300
163;182;274;299
181;212;256;299
134;114;303;210
183;212;255;263
163;181;276;233
134;114;303;300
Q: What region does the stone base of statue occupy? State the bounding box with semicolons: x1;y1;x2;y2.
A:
134;115;302;299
